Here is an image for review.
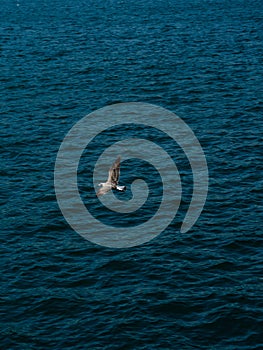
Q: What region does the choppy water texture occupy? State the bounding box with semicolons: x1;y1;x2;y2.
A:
1;0;263;349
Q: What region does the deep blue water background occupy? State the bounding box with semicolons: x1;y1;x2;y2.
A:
1;0;263;349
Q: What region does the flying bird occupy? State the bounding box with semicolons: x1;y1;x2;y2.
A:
97;156;126;197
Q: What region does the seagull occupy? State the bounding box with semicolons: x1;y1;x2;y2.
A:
97;156;126;197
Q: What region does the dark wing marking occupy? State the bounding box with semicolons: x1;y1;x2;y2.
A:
107;156;120;187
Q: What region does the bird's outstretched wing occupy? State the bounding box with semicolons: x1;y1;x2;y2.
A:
96;185;110;197
107;156;120;187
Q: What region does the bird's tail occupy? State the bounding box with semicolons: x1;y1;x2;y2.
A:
116;185;126;192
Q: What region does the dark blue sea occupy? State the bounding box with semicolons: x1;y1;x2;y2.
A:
1;0;263;348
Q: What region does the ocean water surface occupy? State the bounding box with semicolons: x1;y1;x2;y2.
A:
1;0;263;349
